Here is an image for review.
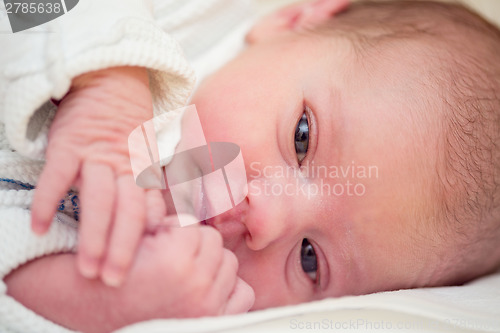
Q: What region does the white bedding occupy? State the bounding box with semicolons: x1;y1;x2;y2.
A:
117;269;500;333
117;1;500;332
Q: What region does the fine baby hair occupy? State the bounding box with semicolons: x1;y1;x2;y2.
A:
312;0;500;284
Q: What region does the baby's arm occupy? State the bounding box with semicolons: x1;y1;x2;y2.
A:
5;254;127;333
6;221;254;333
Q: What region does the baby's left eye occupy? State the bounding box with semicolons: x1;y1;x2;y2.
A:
294;112;309;164
300;238;318;282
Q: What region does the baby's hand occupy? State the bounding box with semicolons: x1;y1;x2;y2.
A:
31;66;161;287
124;216;255;319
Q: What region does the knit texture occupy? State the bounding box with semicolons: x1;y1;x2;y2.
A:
0;209;78;333
0;0;195;160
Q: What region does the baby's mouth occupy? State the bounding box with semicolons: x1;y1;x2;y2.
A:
193;175;210;223
202;199;248;233
205;212;248;252
200;218;212;228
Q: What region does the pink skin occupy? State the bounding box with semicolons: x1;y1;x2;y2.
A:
190;1;450;310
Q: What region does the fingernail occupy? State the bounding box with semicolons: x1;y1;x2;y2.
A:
79;257;99;279
101;267;124;288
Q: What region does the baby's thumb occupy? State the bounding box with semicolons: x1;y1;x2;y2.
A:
223;278;255;315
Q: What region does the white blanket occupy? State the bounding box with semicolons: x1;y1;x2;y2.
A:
116;269;500;332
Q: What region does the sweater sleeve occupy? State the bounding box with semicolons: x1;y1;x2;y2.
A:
0;207;79;333
0;0;195;160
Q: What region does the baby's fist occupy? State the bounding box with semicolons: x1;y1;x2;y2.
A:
121;216;254;320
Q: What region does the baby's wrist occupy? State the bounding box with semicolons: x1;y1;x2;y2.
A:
60;65;153;126
70;66;149;93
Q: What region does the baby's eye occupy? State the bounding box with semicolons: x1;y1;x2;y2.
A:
300;238;318;282
294;112;309;164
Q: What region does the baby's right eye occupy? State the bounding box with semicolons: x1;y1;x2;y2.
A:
294;112;309;164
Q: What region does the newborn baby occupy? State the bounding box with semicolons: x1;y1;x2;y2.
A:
192;0;500;308
4;0;500;332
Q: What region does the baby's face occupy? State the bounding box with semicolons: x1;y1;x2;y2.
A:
191;31;447;309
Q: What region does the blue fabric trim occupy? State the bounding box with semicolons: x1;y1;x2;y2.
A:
0;178;35;190
0;178;79;221
71;194;80;221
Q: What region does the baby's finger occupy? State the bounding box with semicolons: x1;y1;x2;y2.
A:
145;214;183;234
77;162;115;279
223;278;255;315
31;148;80;234
101;176;146;287
145;190;167;231
205;248;238;311
195;227;225;278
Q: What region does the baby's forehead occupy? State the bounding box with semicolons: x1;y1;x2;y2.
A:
314;2;496;114
315;0;492;56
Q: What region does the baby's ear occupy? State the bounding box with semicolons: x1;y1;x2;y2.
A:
246;0;349;44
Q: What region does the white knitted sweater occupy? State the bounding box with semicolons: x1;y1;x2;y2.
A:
0;0;250;332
